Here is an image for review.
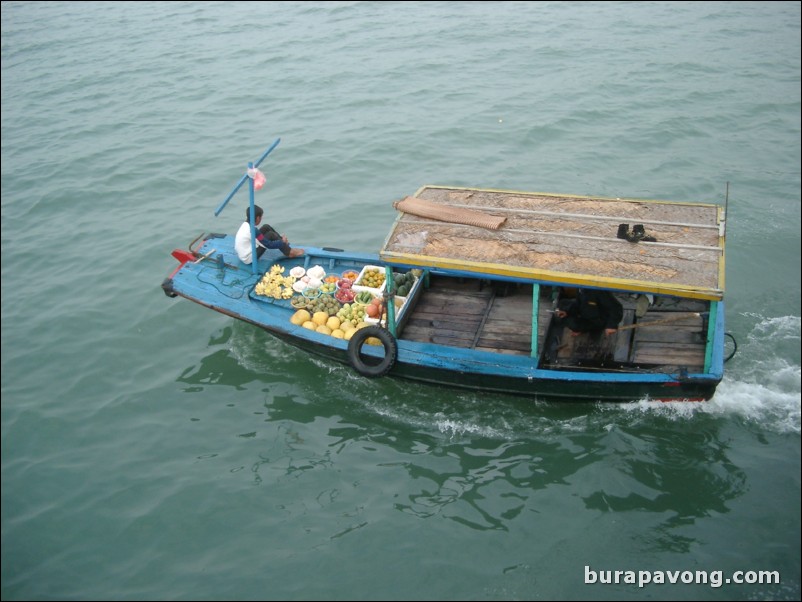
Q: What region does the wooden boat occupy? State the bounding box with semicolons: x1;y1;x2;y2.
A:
162;147;734;402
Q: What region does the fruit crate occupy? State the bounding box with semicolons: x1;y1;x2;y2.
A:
363;273;423;329
352;265;387;294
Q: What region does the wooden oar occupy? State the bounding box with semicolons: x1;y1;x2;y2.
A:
194;248;217;263
617;312;706;332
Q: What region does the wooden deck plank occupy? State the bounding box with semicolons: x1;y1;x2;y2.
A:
480;321;532;335
476;340;531;353
407;306;484;319
431;335;474;347
406;318;479;334
633;342;707;353
614;309;636;363
632;344;705;366
634;330;705;344
475;346;530;355
476;287;532;354
476;328;532;341
413;300;488;315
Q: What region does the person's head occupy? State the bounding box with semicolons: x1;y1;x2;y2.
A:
247;205;264;221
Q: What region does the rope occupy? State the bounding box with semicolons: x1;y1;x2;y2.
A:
196;266;259;299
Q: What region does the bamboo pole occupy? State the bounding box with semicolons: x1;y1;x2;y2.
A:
617;312;704;331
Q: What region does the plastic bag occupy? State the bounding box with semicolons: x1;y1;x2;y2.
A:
247;167;266;191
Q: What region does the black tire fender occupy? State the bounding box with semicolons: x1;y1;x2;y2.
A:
347;326;398;378
161;278;178;298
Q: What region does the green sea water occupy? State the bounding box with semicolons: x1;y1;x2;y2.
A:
2;2;800;600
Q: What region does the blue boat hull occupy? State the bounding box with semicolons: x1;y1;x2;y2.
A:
162;235;723;403
266;328;719;402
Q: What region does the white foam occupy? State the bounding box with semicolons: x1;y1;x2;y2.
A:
611;314;801;433
229;314;801;436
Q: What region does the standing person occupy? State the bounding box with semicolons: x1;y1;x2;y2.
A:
235;205;304;264
555;288;623;337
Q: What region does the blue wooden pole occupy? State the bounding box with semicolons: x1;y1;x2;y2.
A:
247;161;258;275
214;138;281;217
253;137;281;169
215;173;248;217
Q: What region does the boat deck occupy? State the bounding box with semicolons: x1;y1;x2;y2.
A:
401;277;537;355
400;275;709;374
543;296;708;374
381;186;725;301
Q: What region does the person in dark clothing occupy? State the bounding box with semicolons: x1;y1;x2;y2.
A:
555;288;624;336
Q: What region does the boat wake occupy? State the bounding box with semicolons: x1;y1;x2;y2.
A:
608;314;801;434
228;315;800;438
363;314;801;438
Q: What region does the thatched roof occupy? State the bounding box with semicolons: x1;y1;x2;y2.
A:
380;186;725;301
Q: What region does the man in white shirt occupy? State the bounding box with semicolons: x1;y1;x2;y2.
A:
234;205;304;264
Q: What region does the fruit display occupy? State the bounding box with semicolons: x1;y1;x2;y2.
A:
354;290;375;305
290;309;311;325
259;263;416;308
389;271;417;297
289;291;339;315
306;265;326;280
305;293;340;317
290;295;308;309
291;300;372;342
254;264;296;299
364;297;385;319
335;289;355;303
283;263;418;344
335;278;355;303
356;266;386;289
336;302;367;326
